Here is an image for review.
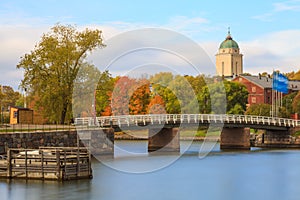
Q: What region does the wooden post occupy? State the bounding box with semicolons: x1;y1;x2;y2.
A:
7;149;12;178
77;148;80;177
41;150;44;179
56;149;61;180
88;149;92;178
25;150;28;179
63;150;67;180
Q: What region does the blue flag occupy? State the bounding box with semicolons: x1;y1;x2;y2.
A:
272;72;288;94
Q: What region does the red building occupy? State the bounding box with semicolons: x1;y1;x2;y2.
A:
233;75;300;106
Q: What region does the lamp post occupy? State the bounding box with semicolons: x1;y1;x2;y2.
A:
24;88;27;108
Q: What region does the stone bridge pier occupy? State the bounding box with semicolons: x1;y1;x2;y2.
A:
148;128;180;152
220;127;250;150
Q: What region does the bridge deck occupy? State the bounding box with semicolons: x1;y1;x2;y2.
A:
75;114;300;131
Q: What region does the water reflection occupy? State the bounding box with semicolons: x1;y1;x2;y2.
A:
1;141;300;200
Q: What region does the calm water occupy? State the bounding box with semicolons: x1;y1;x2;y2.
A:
1;141;300;200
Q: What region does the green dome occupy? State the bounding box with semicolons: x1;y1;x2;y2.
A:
219;34;239;49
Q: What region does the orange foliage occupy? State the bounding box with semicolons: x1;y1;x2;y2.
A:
111;77;151;115
147;95;166;114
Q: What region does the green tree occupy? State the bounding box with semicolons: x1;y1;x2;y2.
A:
17;24;105;124
95;71;115;116
245;103;271;116
197;81;248;114
282;92;297;116
73;63;102;118
292;91;300;114
150;73;182;114
0;85;21;111
224;81;248;114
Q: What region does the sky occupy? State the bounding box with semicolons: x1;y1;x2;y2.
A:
1;0;300;90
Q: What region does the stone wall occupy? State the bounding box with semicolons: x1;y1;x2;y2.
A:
253;129;300;148
0;128;114;156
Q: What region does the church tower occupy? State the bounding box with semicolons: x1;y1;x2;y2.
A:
216;29;243;77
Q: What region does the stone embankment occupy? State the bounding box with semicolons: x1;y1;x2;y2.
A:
0;129;114;156
252;129;300;148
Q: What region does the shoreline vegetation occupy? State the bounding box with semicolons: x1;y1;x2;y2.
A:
114;130;220;141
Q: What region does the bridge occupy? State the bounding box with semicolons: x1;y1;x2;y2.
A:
75;114;300;151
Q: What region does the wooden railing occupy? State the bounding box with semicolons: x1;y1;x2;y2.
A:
0;147;92;181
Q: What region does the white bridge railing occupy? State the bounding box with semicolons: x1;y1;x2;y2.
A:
74;114;300;128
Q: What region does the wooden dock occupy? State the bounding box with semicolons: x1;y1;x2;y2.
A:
0;147;92;181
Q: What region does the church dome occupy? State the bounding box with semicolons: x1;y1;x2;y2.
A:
219;32;239;49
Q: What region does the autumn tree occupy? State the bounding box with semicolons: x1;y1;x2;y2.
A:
129;80;151;115
147;95;166;114
111;76;136;115
287;70;300;80
17;24;105;124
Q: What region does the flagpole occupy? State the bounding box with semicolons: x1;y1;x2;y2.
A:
276;90;278;117
271;70;275;117
272;89;274;117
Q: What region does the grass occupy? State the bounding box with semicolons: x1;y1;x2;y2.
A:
294;131;300;137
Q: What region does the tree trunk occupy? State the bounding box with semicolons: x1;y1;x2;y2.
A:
60;103;68;124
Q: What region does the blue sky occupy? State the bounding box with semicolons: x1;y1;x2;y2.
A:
1;0;300;89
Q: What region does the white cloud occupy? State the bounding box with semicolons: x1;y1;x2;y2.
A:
1;14;300;90
240;30;300;74
253;0;300;21
273;1;300;12
252;13;273;22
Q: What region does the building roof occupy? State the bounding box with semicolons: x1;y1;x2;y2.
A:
219;33;239;49
10;106;32;111
240;75;273;88
237;75;300;91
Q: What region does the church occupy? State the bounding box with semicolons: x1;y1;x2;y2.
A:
216;29;300;107
216;29;243;77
